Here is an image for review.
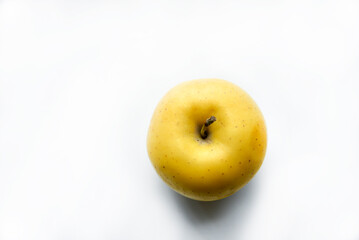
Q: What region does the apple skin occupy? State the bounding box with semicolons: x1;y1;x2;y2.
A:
147;79;267;201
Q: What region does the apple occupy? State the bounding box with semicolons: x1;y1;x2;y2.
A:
147;79;267;201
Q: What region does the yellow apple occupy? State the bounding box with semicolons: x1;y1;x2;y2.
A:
147;79;267;201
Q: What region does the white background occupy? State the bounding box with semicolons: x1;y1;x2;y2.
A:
1;1;359;239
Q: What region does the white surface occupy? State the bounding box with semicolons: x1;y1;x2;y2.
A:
1;1;359;239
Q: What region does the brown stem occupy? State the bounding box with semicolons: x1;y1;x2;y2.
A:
200;116;216;139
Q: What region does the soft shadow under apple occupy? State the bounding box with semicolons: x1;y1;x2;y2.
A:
168;179;258;239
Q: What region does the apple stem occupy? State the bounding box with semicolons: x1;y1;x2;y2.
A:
200;116;217;139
